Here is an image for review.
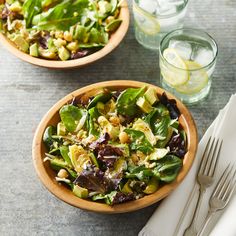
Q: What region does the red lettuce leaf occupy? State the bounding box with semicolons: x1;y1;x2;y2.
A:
159;92;180;119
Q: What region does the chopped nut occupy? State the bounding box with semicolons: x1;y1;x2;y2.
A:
63;31;73;42
109;116;120;126
57;169;69;179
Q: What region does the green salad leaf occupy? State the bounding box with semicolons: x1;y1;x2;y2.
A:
32;0;89;31
125;165;153;182
88;107;100;136
59;104;87;133
92;191;117;205
43;125;56;148
153;155;182;183
87;91;112;109
154;115;171;140
117;87;146;117
124;129;154;154
23;0;42;28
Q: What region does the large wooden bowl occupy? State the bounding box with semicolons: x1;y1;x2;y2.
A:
0;1;129;69
32;80;198;213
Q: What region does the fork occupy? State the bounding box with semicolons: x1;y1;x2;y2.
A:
197;164;236;236
183;137;223;236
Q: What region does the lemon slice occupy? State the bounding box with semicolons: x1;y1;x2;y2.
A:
133;3;160;35
174;60;209;94
161;48;189;86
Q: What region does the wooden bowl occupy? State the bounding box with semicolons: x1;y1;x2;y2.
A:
32;80;198;213
0;1;129;69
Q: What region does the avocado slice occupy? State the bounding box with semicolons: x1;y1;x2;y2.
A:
58;46;70;61
12;35;29;52
121;180;133;194
57;122;66;136
143;177;159;194
105;19;122;32
98;116;119;139
144;87;159;105
73;185;88;199
29;43;39;57
136;97;153;113
59;146;72;166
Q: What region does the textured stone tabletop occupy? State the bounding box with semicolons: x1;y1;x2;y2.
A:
0;0;236;235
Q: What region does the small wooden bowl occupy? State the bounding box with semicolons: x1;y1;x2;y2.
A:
32;80;198;213
0;1;129;69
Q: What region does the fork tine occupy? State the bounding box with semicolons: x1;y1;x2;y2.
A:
212;163;231;198
218;166;235;199
222;168;236;201
202;138;216;175
206;139;219;175
212;140;223;176
198;137;213;174
208;140;223;177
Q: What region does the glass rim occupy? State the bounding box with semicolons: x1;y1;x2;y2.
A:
159;28;218;72
133;0;189;19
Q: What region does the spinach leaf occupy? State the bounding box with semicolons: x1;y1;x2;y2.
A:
23;0;42;28
43;126;57;149
154;115;171;140
32;0;89;31
117;87;146;117
155;103;170;116
59;104;87;133
144;108;160;131
124;129;154;154
87;91;112;109
92;191;134;205
125;165;153;182
88;107;100;136
153;155;182;183
104;191;117;205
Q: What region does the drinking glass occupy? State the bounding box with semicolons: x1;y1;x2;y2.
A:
159;28;218;104
133;0;188;50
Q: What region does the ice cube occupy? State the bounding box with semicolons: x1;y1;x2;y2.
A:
156;0;184;15
139;0;158;15
168;40;193;60
192;47;214;66
166;0;185;6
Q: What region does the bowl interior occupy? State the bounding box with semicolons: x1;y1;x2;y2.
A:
32;80;198;213
0;1;129;69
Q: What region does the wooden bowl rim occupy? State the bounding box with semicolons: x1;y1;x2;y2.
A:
32;80;198;213
0;1;129;69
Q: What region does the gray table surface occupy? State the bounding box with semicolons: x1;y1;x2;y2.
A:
0;0;236;235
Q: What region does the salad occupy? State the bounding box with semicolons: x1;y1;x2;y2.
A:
43;86;187;205
0;0;122;60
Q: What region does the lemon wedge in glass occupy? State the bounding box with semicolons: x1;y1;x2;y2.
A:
174;60;209;94
133;3;160;36
161;48;189;86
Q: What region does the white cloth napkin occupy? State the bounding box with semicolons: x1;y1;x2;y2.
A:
139;94;236;236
